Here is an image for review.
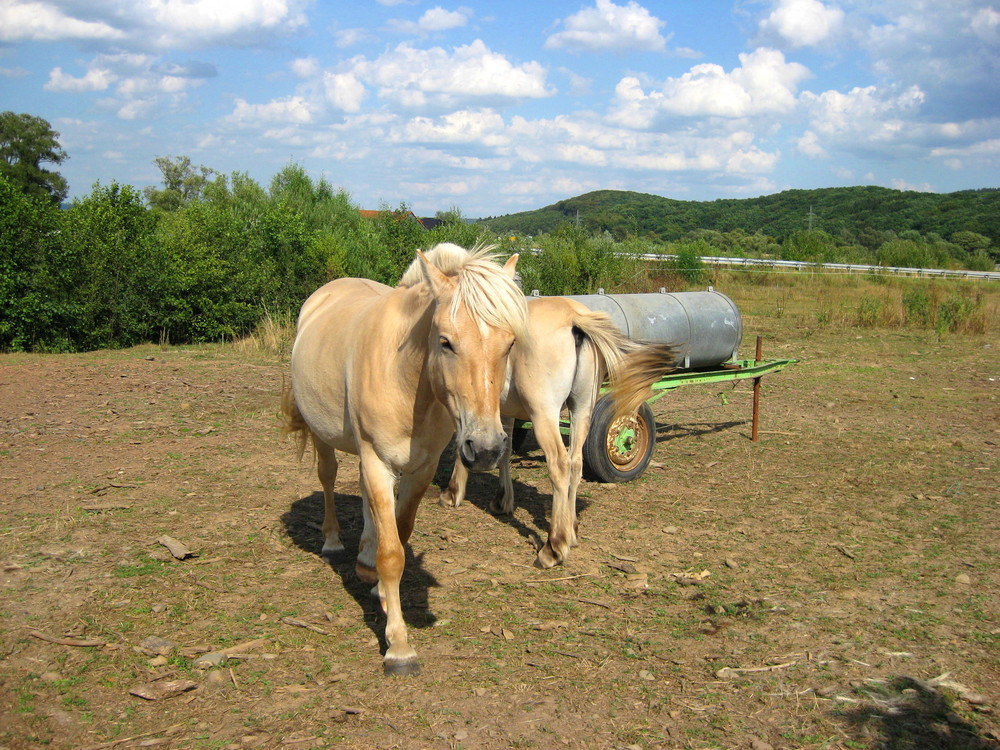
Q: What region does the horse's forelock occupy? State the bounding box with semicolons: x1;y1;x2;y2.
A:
398;242;493;288
450;256;527;339
397;243;526;337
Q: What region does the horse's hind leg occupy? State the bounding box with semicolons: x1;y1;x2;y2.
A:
532;413;573;569
315;439;345;560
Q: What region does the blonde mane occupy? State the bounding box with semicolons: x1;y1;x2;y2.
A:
399;243;527;339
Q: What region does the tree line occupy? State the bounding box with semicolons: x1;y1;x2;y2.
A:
1;111;995;352
483;188;999;271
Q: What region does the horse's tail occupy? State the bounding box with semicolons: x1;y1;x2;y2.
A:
572;311;676;419
280;382;311;460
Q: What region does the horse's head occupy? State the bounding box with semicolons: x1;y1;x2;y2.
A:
417;247;526;471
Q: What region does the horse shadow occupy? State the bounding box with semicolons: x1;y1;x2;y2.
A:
431;437;590;556
838;676;1000;749
280;491;440;654
432;416;751;553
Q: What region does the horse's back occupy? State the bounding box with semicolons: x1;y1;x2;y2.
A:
290;277;392;451
504;296;594;418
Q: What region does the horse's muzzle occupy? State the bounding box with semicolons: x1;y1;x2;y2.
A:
459;435;504;472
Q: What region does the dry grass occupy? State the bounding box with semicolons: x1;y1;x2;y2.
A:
1;275;997;750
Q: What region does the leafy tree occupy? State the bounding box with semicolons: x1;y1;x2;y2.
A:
143;155;215;212
0;111;69;204
0;176;78;350
63;182;163;348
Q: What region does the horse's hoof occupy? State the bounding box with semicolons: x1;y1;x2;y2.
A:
383;657;421;676
489;499;513;516
355;561;379;584
320;545;348;563
534;544;564;569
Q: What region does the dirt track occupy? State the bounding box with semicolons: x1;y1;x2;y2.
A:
1;320;998;749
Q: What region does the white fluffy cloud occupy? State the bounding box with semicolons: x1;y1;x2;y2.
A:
0;0;307;49
230;96;315;124
0;1;124;42
545;0;667;53
225;40;552;132
353;40;554;109
398;109;508;147
801;84;925;144
45;66;115;93
42;51;211;118
388;6;472;35
758;0;844;48
610;48;810;128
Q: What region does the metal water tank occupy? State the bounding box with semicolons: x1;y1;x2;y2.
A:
552;289;743;369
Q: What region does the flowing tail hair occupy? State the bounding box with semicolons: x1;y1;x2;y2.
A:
571;311;677;419
280;383;312;461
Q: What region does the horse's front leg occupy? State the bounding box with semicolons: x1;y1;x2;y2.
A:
358;450;420;676
490;417;516;515
439;448;468;507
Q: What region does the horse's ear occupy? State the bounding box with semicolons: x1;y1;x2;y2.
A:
417;250;450;295
503;253;519;278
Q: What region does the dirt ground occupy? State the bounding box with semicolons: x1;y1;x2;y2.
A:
1;306;998;749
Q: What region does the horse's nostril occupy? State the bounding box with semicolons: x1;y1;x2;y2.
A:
459;439;477;466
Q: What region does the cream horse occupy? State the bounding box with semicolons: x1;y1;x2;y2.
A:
400;245;676;569
283;243;526;675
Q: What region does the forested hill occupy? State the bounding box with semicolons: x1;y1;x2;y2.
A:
480;186;1000;247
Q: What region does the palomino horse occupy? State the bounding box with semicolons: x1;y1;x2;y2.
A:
398;244;676;569
283;244;526;675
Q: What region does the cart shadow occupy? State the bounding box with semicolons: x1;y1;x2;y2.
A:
280;491;440;654
654;419;749;443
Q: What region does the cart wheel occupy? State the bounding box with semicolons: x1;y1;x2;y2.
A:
583;396;656;482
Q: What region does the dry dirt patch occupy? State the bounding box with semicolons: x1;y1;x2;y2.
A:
1;324;997;750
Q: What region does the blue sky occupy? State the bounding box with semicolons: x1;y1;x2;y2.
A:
2;0;999;217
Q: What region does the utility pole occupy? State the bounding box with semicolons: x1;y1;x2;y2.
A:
807;205;816;231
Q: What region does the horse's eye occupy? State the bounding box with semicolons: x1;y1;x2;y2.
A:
439;336;454;352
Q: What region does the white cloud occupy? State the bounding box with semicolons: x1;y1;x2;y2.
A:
355;40;554;109
545;0;667;53
801;84;925;144
796;129;827;157
44;51;208;118
971;6;1000;43
229;96;315;125
398;109;508;146
45;66;115;93
861;0;1000;120
334;28;369;48
0;0;308;49
931;137;1000;169
890;178;933;192
0;1;124;42
389;6;472;35
609;48;809;128
323;72;366;113
758;0;844;48
291;57;321;79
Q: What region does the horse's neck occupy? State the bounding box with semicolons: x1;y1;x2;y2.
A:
387;286;440;395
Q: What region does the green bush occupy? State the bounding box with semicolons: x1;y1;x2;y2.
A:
0;176;79;351
669;240;708;285
63;181;164;349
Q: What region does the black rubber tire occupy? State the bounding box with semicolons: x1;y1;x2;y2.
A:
582;396;656;483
